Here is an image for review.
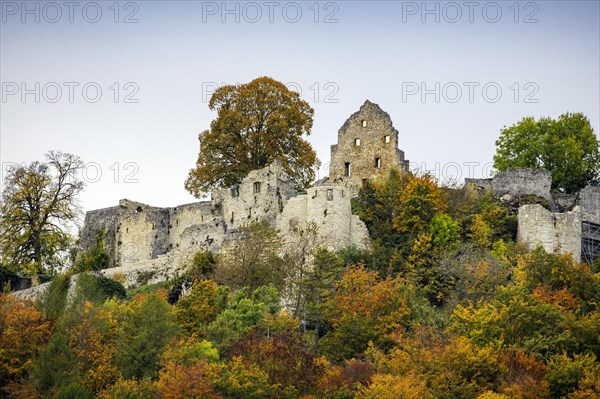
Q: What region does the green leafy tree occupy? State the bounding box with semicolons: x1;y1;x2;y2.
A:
31;330;78;396
185;76;319;196
452;286;576;359
494;113;600;193
113;292;179;379
208;285;280;349
0;151;84;275
545;353;599;399
430;214;460;248
186;250;216;280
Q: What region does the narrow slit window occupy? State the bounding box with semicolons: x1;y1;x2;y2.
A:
385;135;391;143
354;138;361;146
361;120;367;128
375;158;381;168
344;162;351;177
327;189;334;201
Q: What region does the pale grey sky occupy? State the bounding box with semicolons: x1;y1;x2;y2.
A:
1;1;599;215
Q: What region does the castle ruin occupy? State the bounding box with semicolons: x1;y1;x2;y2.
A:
467;170;600;263
327;100;410;191
14;100;600;297
74;100;413;288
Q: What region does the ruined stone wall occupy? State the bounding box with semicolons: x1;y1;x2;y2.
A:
581;186;600;224
168;202;222;254
517;204;581;260
277;185;369;251
329;100;408;193
212;160;297;230
492;169;552;202
79;206;120;267
116;200;171;267
465;169;552;202
79;162;311;271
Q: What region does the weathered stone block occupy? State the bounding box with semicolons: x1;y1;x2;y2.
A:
518;204;581;260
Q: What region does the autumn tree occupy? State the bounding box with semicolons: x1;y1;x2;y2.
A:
321;266;411;361
230;329;324;396
393;173;448;237
155;336;221;399
0;151;84;275
67;302;120;394
156;360;222;399
211;356;274;399
0;294;52;396
451;286;576;358
493;112;600;193
176;279;224;337
185;77;319;196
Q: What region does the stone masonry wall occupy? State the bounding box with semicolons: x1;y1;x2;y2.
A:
329;100;409;193
492;168;552;202
212;160;297;230
581;186;600;224
277;185;369;251
518;204;581;260
79;206;120;267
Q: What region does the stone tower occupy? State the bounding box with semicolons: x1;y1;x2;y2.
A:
329;100;409;192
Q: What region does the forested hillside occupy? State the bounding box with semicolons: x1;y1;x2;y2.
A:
1;169;599;399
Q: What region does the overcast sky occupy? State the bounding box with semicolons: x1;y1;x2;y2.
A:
1;0;599;215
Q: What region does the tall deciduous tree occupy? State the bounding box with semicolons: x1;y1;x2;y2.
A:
493;112;600;193
185;77;319;196
0;151;84;275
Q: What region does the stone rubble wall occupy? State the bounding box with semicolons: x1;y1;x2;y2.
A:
517;204;581;260
466;169;552;202
277;186;369;252
493;169;553;202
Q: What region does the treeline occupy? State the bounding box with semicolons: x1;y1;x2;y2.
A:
1;170;600;399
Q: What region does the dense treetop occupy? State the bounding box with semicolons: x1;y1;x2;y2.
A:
185;77;319;197
494;112;600;193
